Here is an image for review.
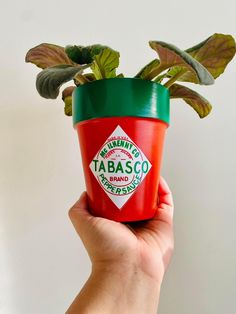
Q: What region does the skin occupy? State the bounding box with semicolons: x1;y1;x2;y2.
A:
66;176;174;314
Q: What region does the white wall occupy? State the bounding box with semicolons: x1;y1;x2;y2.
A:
0;0;235;313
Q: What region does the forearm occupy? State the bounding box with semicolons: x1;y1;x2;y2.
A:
66;263;161;314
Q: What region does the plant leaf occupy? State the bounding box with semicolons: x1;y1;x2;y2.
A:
64;97;72;116
134;59;160;79
154;73;167;83
73;73;90;85
84;73;96;81
62;86;75;100
65;44;110;64
185;37;211;58
185;33;236;80
116;73;125;78
90;48;120;79
148;41;214;85
25;43;74;69
169;83;212;118
73;73;96;86
36;65;88;99
62;86;75;116
168;34;236;83
65;45;84;63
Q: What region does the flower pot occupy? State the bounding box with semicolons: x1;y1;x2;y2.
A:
73;78;170;222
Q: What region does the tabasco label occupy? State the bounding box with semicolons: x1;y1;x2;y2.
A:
89;125;152;209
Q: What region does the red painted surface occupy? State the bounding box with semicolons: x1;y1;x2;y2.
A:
75;116;168;222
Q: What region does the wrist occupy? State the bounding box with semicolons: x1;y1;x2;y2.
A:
90;262;162;314
67;261;162;314
92;260;162;285
92;250;166;284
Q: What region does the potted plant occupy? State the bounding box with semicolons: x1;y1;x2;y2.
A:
25;33;236;222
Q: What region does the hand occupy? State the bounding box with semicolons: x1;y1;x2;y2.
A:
67;177;174;314
69;176;174;283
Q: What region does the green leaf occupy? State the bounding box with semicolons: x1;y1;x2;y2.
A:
90;48;120;79
65;44;110;64
36;64;89;99
65;45;84;63
64;97;72;116
169;83;212;118
25;43;74;69
153;73;167;83
168;34;236;83
148;41;214;85
134;59;160;79
62;86;75;116
116;73;125;78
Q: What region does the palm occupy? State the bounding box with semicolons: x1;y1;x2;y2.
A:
87;207;173;280
69;177;174;282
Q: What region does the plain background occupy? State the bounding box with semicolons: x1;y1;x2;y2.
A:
0;0;235;313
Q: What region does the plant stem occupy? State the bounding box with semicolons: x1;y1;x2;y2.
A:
143;64;166;80
74;73;89;85
164;69;187;88
154;73;167;83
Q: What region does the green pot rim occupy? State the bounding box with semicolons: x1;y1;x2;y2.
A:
72;77;170;126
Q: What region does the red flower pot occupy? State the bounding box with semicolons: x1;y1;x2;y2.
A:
73;78;169;222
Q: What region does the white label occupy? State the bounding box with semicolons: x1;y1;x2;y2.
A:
89;125;152;209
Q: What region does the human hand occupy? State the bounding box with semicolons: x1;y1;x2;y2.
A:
69;176;174;283
67;176;174;314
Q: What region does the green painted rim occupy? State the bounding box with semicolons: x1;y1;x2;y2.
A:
72;77;170;126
